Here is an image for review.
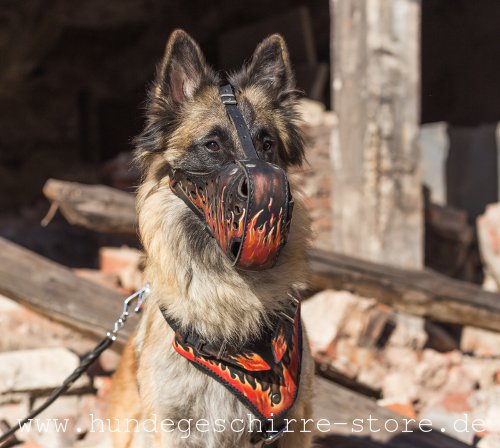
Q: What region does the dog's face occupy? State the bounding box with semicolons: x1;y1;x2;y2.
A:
135;30;308;292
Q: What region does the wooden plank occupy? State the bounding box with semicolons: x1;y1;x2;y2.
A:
309;249;500;333
43;178;137;234
0;237;133;343
314;376;469;447
330;0;423;269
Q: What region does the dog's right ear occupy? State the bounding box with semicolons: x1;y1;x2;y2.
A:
136;30;216;170
155;29;210;107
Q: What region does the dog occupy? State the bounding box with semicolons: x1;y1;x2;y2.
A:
109;29;314;448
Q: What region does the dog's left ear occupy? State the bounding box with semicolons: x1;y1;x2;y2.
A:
240;35;304;167
244;34;295;96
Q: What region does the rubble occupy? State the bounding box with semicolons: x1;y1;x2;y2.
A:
461;326;500;357
99;246;144;292
0;394;30;432
1;270;500;446
0;295;96;354
301;289;368;353
419;404;476;445
28;396;80;447
0;348;89;394
302;289;500;444
378;399;417;419
478;435;500;448
387;313;428;349
470;386;500;434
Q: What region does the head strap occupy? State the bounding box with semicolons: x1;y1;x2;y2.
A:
219;84;259;159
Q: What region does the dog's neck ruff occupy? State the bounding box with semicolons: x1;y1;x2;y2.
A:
159;296;302;443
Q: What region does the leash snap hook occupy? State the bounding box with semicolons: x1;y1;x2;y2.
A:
122;282;150;316
107;283;151;341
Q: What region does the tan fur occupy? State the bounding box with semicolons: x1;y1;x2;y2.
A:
110;30;314;448
109;332;141;448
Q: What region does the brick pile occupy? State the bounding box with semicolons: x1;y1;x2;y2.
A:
302;290;500;446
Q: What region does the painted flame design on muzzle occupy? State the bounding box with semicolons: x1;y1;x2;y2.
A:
168;159;293;270
167;84;294;271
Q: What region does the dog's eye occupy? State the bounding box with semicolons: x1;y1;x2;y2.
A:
205;141;220;152
262;139;274;151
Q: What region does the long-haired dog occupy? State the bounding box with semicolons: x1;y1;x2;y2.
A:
109;29;313;448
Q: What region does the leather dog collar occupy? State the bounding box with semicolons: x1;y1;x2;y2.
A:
159;295;302;444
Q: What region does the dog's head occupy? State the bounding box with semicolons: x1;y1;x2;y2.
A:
135;30;308;297
136;29;304;173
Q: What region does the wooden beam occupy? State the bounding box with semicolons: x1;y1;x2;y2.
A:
330;0;423;269
43;178;137;235
0;237;134;343
309;249;500;333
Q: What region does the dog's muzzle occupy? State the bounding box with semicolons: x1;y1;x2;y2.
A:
167;84;294;271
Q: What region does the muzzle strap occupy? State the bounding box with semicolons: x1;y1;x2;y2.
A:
219;84;259;159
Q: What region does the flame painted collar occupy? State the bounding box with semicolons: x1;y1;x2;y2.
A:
159;297;302;442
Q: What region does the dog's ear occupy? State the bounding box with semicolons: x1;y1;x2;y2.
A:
156;29;210;106
244;34;295;95
135;30;216;169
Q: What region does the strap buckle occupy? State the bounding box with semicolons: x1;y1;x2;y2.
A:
195;339;206;353
220;93;237;105
180;330;207;355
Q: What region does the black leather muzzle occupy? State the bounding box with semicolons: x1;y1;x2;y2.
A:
167;84;293;271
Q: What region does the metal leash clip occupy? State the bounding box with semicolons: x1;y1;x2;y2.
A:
107;283;150;341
